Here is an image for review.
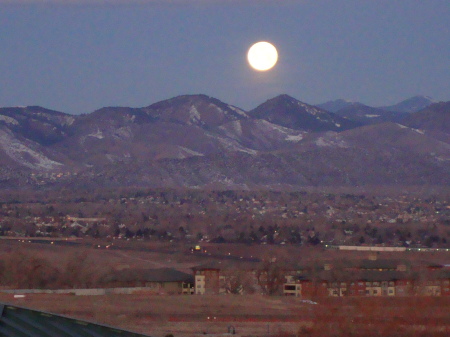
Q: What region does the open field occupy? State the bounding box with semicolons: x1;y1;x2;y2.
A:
1;294;449;337
1;240;450;336
2;238;450;270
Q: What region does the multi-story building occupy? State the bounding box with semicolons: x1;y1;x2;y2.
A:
192;260;450;298
192;265;220;295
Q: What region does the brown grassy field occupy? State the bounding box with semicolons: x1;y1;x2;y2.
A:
1;239;450;336
2;238;450;271
1;293;449;337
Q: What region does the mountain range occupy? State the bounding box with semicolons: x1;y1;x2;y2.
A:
0;94;448;190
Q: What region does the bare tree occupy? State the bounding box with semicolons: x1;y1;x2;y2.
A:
1;249;60;289
61;251;111;288
255;256;287;295
220;269;255;294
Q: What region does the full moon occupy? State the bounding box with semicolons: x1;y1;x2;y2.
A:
247;41;278;71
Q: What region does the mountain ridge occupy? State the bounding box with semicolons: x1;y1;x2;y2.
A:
0;94;449;190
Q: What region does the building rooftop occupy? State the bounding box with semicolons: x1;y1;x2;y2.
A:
106;267;194;283
0;303;152;337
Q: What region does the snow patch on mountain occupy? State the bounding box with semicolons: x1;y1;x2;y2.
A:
396;123;425;135
51;115;75;126
88;129;104;139
113;126;133;140
207;133;257;155
254;120;306;142
365;114;380;118
65;116;75;126
228;105;249;118
209;103;226;115
0;115;19;126
178;146;204;158
297;102;326;117
189;105;201;124
315;133;348;148
258;120;287;133
0;128;63;170
220;120;243;138
286;134;304;142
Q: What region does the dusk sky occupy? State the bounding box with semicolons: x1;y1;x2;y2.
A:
1;0;449;115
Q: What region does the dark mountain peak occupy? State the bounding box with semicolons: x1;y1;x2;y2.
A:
249;95;357;132
0;105;70;118
336;102;378;114
270;93;298;102
379;95;435;113
262;94;310;107
147;94;212;108
316;99;356;112
24;105;67;115
253;94;321;113
335;102;375;112
144;94;248;128
410;94;433;101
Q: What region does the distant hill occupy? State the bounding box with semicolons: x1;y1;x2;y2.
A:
333;103;407;125
401;101;450;132
144;94;248;128
0;95;449;190
316;99;355;113
379;95;435;113
0;106;74;146
248;94;357;132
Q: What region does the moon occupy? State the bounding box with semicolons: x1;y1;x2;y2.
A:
247;41;278;71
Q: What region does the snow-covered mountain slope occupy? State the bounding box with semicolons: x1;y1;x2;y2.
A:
0;95;449;188
144;94;248;128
